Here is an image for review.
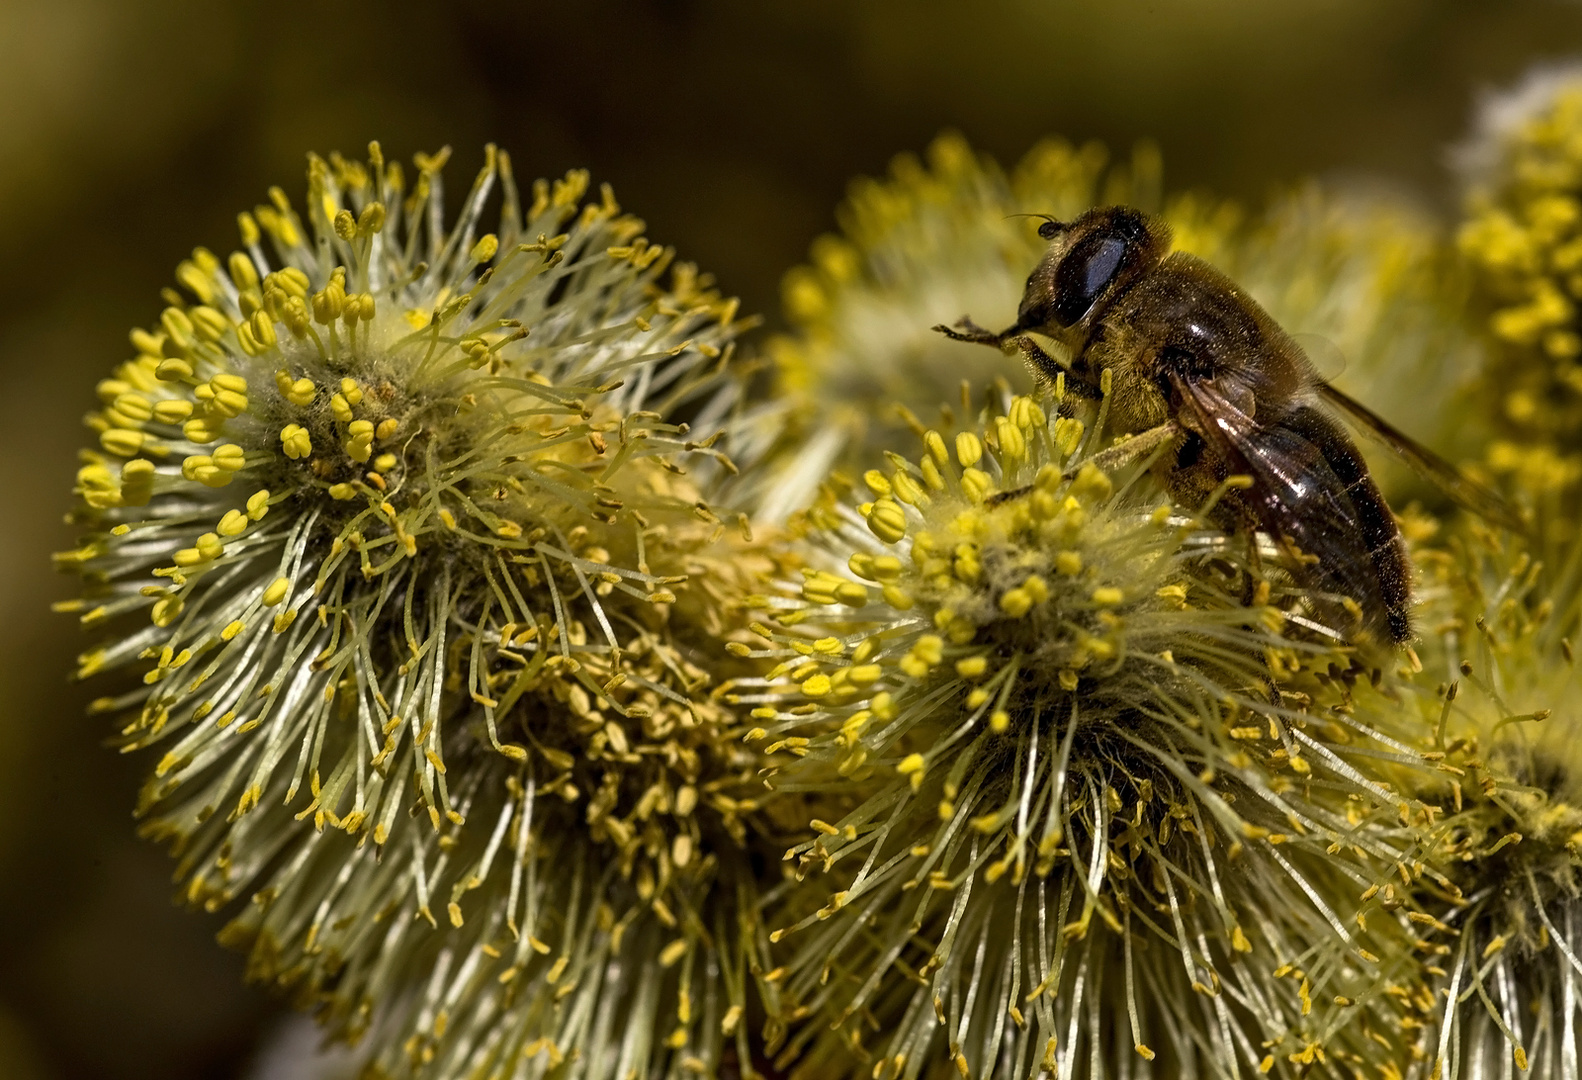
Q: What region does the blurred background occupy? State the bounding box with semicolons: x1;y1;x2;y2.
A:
2;2;1581;1077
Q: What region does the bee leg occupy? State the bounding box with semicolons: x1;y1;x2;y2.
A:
933;316;1004;345
989;423;1181;507
1000;333;1093;394
985;484;1033;507
1061;421;1180;479
1241;527;1265;610
932;318;1093;397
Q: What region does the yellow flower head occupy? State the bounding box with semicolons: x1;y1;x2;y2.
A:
733;381;1433;1076
1456;65;1582;511
57;143;785;1076
1373;530;1582;1078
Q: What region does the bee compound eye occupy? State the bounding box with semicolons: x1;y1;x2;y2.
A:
1052;234;1129;325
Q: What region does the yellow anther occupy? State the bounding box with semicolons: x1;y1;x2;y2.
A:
280;424;312;460
1053;416;1084;455
357;202;386;235
221;620;245;641
114;393;153;423
328;483;357;500
100;428;145;457
960;468;993;504
227;251;259;290
217;510;249;537
345;293;375;323
955;431;983;467
183;418;220;445
801;673;833;698
375;417;399;441
274;266;310;298
288;377;316;406
866;497;908;544
76;464;119;509
1022;574;1049;603
212;443;246;471
246;489;271;519
891;469;928;507
152;399;193;424
195;532;224;560
161;306;194;346
189;306;230;342
180;454;231;488
279;296;310;338
848;664;882;685
882;584;914;610
1092;586;1124;606
924;430;949;467
1056;551;1083;576
330;393;353;422
97;378;132;403
955;655;988;678
155;358;194;382
262;577;291;607
248;311;278;349
870;555;903;580
151;597;184;626
1009;395;1044;430
990;710;1010;733
344;419;374;463
470;234;499;263
338;377;363;405
1071;462;1113;503
333;208;357;241
995;415;1026;461
129;328;162;356
312;280;346;324
120;459;156;506
999;588;1034;618
902;635;945;679
864;469;892;496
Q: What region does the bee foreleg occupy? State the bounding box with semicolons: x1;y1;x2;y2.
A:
933;316;1004;346
1062;420;1180;479
985;422;1181;509
1001;333;1091;393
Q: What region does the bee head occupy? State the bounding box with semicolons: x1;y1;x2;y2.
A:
1015;207;1168;339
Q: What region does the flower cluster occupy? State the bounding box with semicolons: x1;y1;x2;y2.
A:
57;143;788;1077
731;383;1446;1076
1457;68;1582;507
1345;528;1582;1078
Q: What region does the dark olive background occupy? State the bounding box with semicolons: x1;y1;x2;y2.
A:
2;2;1580;1077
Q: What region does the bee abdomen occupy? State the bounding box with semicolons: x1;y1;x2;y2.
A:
1284;406;1412;643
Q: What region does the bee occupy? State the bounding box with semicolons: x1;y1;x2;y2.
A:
937;206;1520;645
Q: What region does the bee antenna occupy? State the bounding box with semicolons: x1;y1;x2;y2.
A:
1005;213;1067;240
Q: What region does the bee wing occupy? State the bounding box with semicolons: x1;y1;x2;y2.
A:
1315;381;1526;533
1169;372;1397;637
